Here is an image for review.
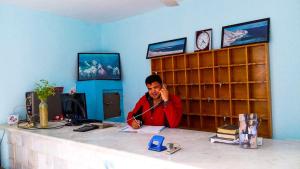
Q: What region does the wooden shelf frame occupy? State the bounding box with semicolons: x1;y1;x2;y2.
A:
151;43;272;138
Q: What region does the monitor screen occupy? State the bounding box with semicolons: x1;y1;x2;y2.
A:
60;93;87;121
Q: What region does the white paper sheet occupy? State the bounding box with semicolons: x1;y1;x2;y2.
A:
120;125;165;134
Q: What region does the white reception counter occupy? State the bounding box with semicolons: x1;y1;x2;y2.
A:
1;123;300;169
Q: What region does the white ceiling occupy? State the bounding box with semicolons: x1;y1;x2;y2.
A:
0;0;182;23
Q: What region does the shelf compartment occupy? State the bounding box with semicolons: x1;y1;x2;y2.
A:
174;71;186;84
175;85;187;98
174;55;185;70
200;84;214;98
179;114;188;128
186;70;199;84
249;101;268;118
162;57;173;70
199;52;213;67
163;72;174;84
151;59;161;71
231;84;247;99
200;68;214;83
249;83;267;99
230;47;246;65
201;100;215;115
215;67;229;83
248;65;266;81
186;53;199;69
214;49;229;66
201;116;215;131
188;85;200;98
215;84;230;99
189;115;201;130
216;100;230;116
216;116;231;128
230;66;247;82
232;100;248;116
152;71;163;80
231;117;240;126
168;85;175;95
181;100;187;114
248;45;266;64
188;100;200;115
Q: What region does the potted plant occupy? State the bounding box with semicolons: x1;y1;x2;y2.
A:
34;79;55;128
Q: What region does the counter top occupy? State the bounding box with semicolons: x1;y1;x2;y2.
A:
2;123;300;169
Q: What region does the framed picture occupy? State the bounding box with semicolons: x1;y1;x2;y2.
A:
221;18;270;48
78;53;121;81
146;37;187;59
195;28;212;51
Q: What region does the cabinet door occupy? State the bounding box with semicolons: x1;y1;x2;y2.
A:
103;92;121;119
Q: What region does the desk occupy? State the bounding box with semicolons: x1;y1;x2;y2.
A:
1;123;300;169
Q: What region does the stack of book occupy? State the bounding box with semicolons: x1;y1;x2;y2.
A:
210;124;239;144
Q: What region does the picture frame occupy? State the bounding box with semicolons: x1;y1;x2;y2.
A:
221;18;270;48
146;37;187;59
195;28;212;51
78;53;121;81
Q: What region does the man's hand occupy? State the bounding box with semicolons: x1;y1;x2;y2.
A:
131;119;141;129
160;84;169;102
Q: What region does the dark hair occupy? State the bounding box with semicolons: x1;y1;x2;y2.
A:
145;74;162;85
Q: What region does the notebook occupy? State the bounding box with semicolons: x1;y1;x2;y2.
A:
120;125;165;134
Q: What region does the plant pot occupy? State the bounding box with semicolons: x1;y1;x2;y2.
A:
39;99;48;128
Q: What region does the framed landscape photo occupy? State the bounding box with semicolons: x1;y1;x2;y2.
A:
146;37;187;59
78;53;121;81
221;18;270;48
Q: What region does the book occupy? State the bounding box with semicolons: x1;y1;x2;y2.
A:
209;135;239;145
217;124;239;135
216;133;239;140
120;125;165;134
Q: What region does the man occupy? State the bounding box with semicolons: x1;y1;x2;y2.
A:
127;74;182;129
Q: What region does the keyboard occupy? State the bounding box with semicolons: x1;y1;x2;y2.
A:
65;119;103;126
77;119;102;124
73;124;99;132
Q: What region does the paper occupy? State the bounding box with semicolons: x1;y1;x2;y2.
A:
120;125;165;134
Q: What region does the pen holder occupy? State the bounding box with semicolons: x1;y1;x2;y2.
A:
239;113;259;149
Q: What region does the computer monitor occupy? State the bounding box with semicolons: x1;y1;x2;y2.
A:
60;93;87;122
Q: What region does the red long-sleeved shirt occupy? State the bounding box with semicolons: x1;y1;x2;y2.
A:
127;93;182;128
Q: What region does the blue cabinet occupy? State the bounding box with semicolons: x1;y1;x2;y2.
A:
76;80;124;122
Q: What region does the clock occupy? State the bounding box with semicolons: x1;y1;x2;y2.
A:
195;29;212;51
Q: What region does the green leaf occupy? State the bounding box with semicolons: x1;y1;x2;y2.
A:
34;79;55;101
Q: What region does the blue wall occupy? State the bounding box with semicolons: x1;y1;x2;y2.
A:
77;81;124;122
0;0;299;141
0;4;103;168
100;0;300;139
0;4;102;123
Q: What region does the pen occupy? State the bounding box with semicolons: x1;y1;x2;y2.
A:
133;116;141;128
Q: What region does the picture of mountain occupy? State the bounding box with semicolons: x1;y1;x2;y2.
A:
222;18;270;47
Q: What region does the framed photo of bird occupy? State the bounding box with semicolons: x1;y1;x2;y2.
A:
78;53;121;81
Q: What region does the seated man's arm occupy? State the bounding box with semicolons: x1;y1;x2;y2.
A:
163;95;183;128
127;98;144;128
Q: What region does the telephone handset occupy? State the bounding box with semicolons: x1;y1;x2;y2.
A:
160;83;169;103
162;83;168;90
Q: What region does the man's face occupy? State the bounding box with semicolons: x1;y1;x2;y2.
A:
146;82;162;100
